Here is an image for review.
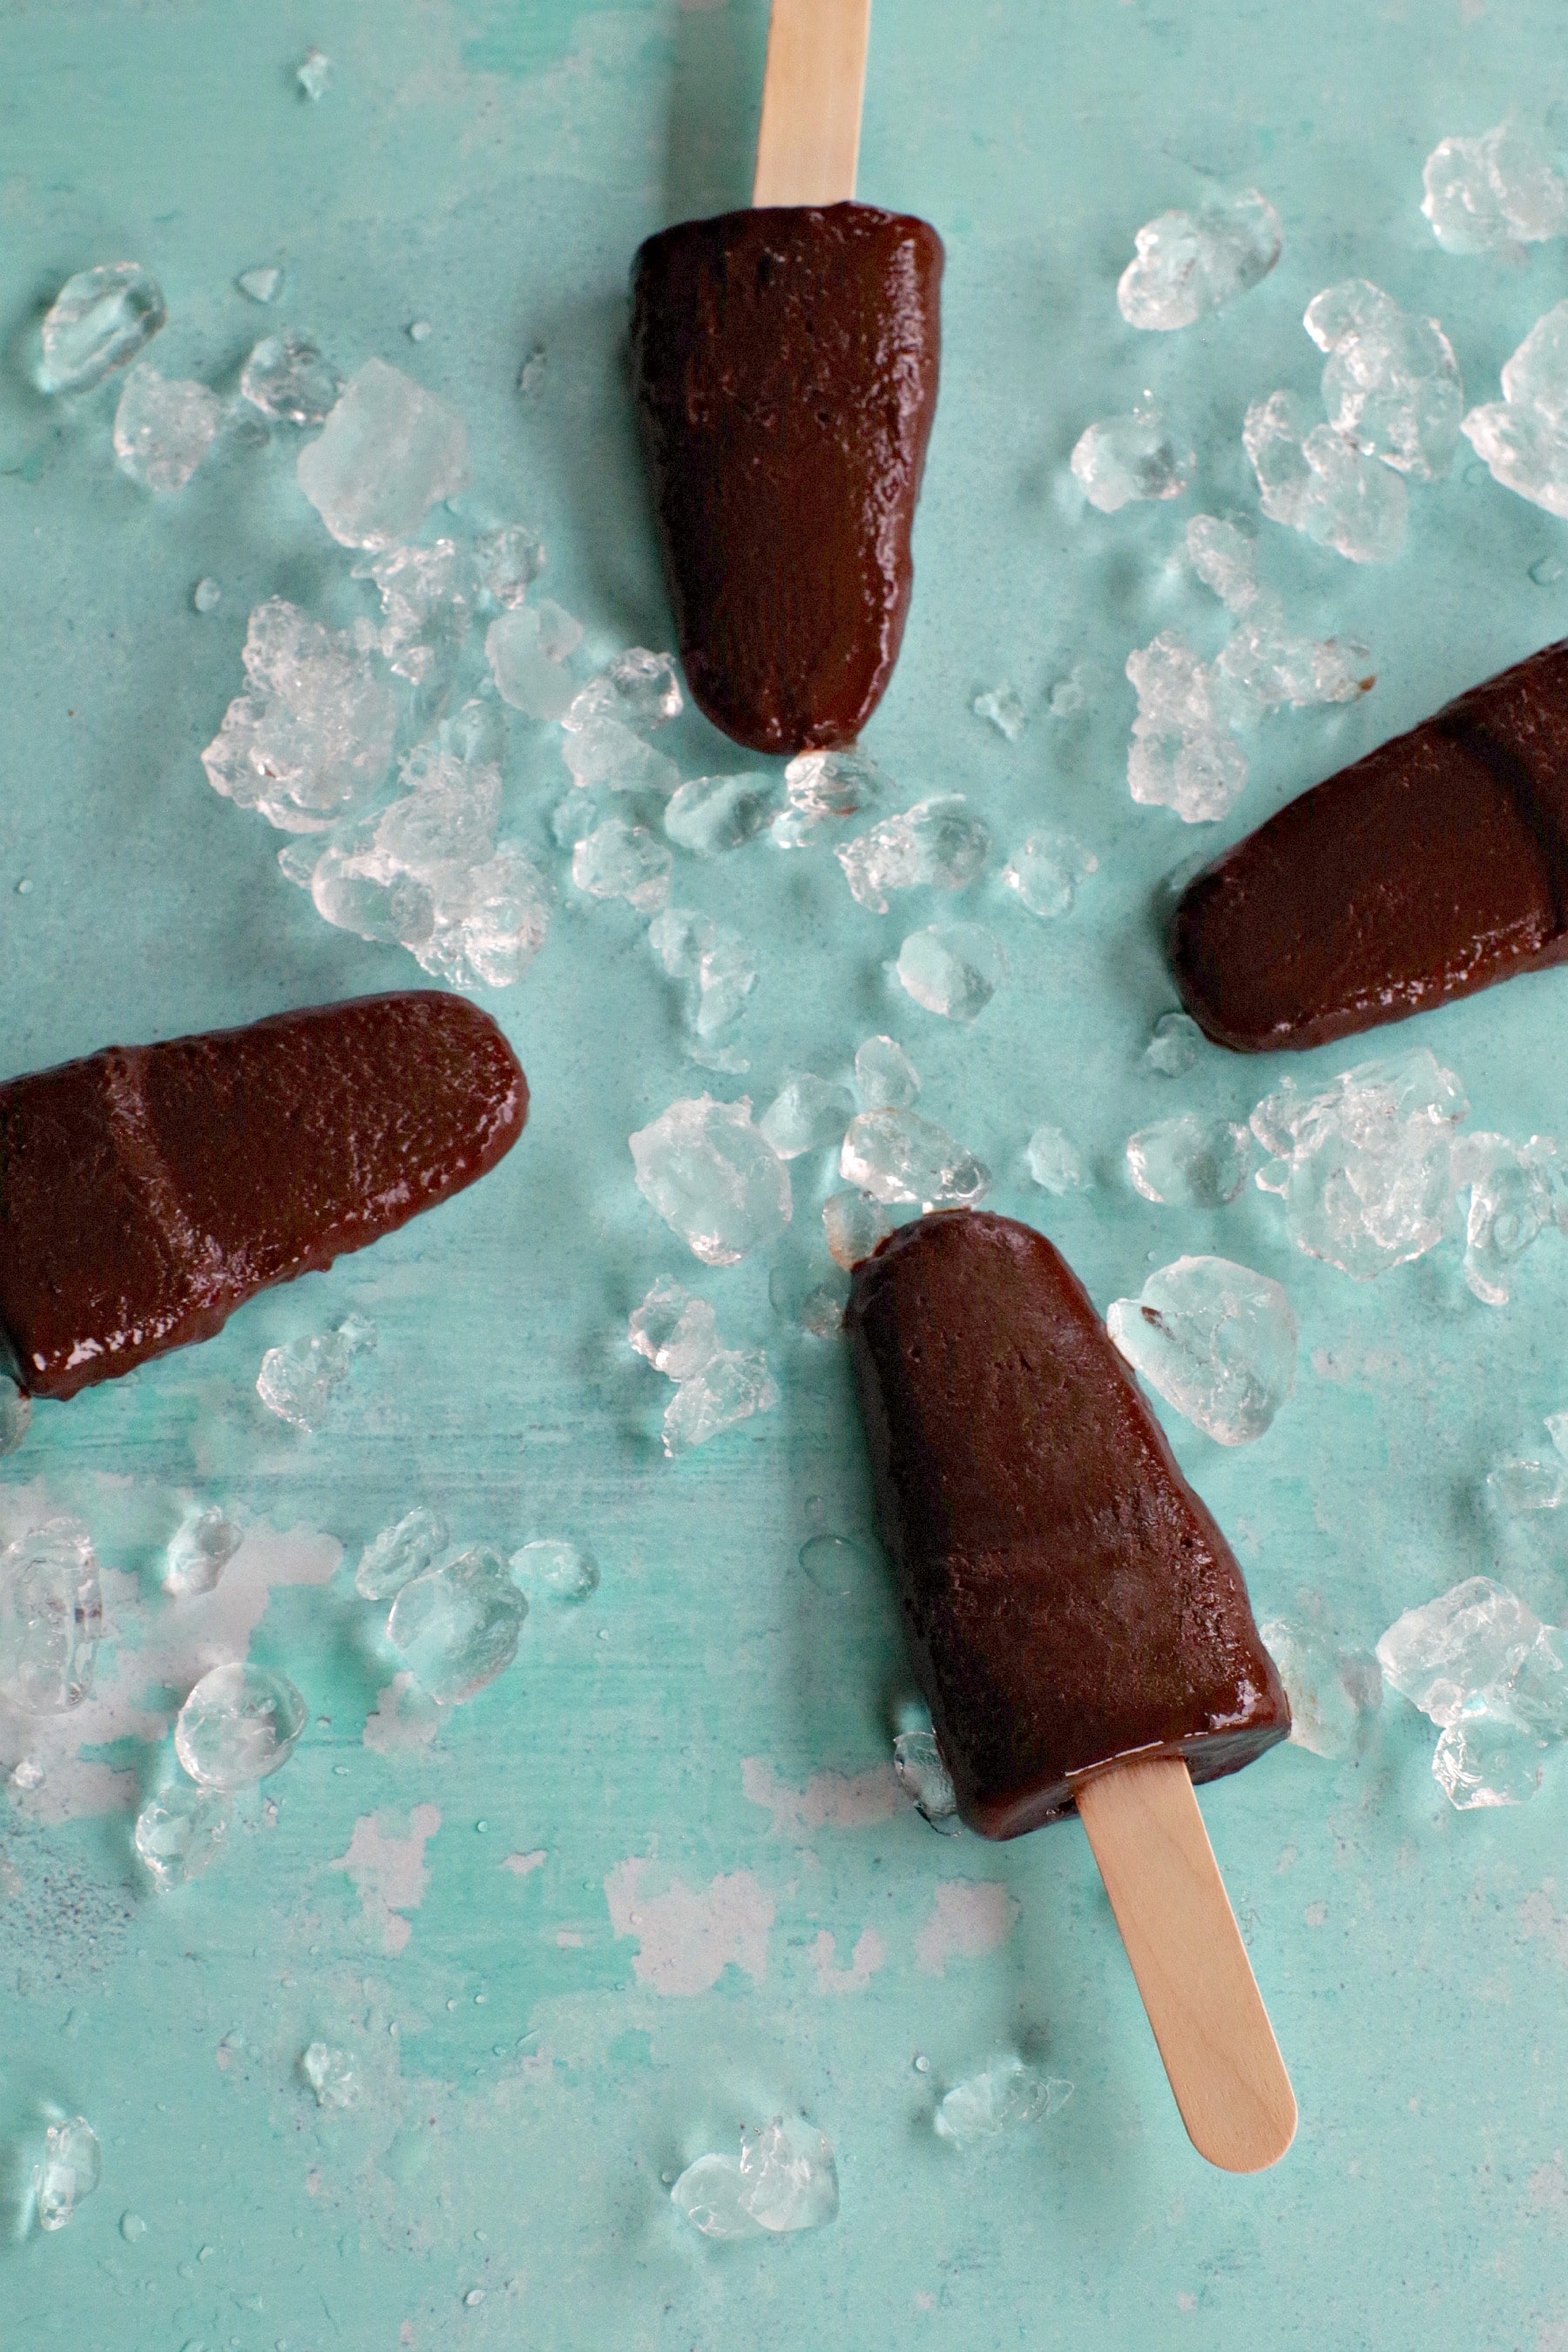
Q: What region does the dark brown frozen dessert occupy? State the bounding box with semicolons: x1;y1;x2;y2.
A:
845;1211;1289;1840
1172;639;1568;1053
630;201;943;755
0;993;527;1400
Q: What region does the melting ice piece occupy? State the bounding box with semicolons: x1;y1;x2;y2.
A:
822;1189;894;1270
774;747;893;845
737;2118;839;2233
113;367;222;493
838;796;990;915
473;523;545;608
175;1663;308;1787
1423;122;1568;254
854;1034;920;1112
670;2152;760;2240
296;45;332;99
359;540;476;683
1125;1112;1251;1206
297;359;469;551
661;1347;779;1456
1453;1131;1565;1304
387;1546;526;1705
1259;1619;1381;1760
1118;188;1282;330
202;598;397;833
933;2057;1072;2147
164;1506;243;1598
31;2118;102;2233
1107;1254;1298;1444
759;1075;856;1160
1461;300;1568;519
1251;1048;1467;1280
1304;280;1463;481
240;333;341;426
572;819;672;912
564;650;683;733
893;1727;960;1831
841;1108;990;1210
630;1096;791;1265
1375;1577;1552;1726
485;604;583;720
511;1538;599;1601
356;1506;449;1601
0;1519;102;1714
1145;1011;1202;1076
133;1779;233;1889
1071;401;1194;510
647;907;758;1039
300;2044;356;2108
1244;390;1409;563
39;262;166;393
1003;831;1098;919
1125;632;1247;823
629;1279;721;1380
257;1314;376;1430
665;772;780;856
1186;515;1260;611
1025;1122;1088;1195
564;717;680;795
193;577;221;613
236;264;282;304
972;685;1026;740
896;924;1004;1023
1432;1714;1547;1808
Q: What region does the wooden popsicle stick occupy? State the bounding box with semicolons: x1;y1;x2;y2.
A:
1076;1754;1297;2174
753;0;872;208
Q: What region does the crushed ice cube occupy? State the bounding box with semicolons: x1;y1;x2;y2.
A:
1423;121;1568;253
1244;389;1409;563
841;1108;990;1210
629;1096;791;1265
822;1189;894;1268
564;717;679;797
240;332;341;426
387;1547;526;1705
193;576;222;613
0;1376;31;1456
1003;830;1098;919
1462;300;1568;518
133;1778;233;1889
175;1662;308;1787
774;747;892;845
113;367;221;493
473;522;545;607
933;2056;1072;2147
356;1506;450;1601
896;923;1004;1022
486;605;580;720
665;772;780;856
39;262;166;393
1126;1112;1251;1206
629;1280;721;1381
661;1348;779;1456
1145;1011;1203;1076
1071;400;1195;510
855;1034;920;1111
564;649;682;733
1452;1130;1564;1302
202;598;396;832
670;2152;760;2240
572;818;672;911
1260;1619;1381;1760
1049;665;1091;717
893;1728;959;1831
1118;188;1281;329
236;264;282;304
297;358;469;551
359;539;476;684
0;1519;102;1714
1375;1577;1545;1727
164;1506;243;1598
257;1314;376;1429
759;1075;856;1159
1432;1714;1546;1808
647;907;758;1039
31;2118;102;2233
1304;280;1463;481
511;1538;599;1601
738;2117;839;2232
297;45;332;99
1488;1413;1568;1516
1251;1048;1467;1279
972;685;1027;740
837;795;990;914
1175;513;1374;729
1125;632;1248;823
1186;515;1260;612
1107;1255;1298;1444
301;2044;357;2108
1026;1122;1089;1194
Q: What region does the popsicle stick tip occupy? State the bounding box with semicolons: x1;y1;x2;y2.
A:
754;0;872;209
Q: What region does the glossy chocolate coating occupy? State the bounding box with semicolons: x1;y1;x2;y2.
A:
0;992;527;1400
630;201;943;755
845;1211;1289;1840
1173;639;1568;1053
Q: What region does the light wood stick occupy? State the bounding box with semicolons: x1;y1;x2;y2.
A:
753;0;872;208
1076;1754;1296;2174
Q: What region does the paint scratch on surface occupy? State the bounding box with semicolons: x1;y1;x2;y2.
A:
1528;2153;1568;2218
362;1672;440;1755
605;1856;774;1995
915;1880;1019;1976
1521;1889;1568;1968
502;1850;546;1877
332;1804;442;1955
740;1755;898;1839
812;1926;886;1994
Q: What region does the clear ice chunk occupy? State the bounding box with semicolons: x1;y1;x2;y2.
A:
972;685;1027;740
837;795;990;914
1145;1011;1202;1076
933;2056;1072;2147
39;262;166;393
855;1034;920;1111
1462;301;1568;519
1186;515;1261;612
774;747;892;844
661;1348;779;1456
134;1779;233;1889
485;605;579;720
202;598;396;833
1375;1577;1545;1727
1259;1619;1381;1760
240;333;341;426
296;45;332;100
666;772;780;856
1118;188;1282;330
571;818;672;912
301;2044;356;2108
297;358;469;551
164;1506;243;1598
1304;280;1463;481
175;1663;308;1787
1071;401;1195;510
1452;1130;1563;1303
896;923;1004;1022
1251;1048;1467;1279
1432;1714;1546;1808
1107;1254;1298;1444
113;367;221;493
629;1096;791;1265
31;2119;102;2232
564;717;679;796
1244;390;1409;563
670;2152;760;2240
473;522;546;607
647;906;758;1039
193;577;222;613
0;1376;31;1456
257;1314;376;1429
893;1727;960;1832
1183;514;1373;715
1423;122;1568;254
1026;1122;1089;1194
0;1519;103;1714
510;1538;599;1601
759;1075;856;1159
822;1189;894;1269
236;264;282;304
564;650;683;733
386;1546;527;1705
1125;632;1248;824
1003;830;1098;918
737;2118;839;2233
356;1506;449;1601
1126;1112;1251;1206
841;1108;990;1210
628;1279;721;1381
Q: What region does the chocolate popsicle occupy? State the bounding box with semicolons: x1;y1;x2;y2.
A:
1172;638;1568;1053
0;992;526;1401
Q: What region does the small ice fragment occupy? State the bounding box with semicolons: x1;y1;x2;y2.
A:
564;650;683;733
483;604;578;720
1462;300;1568;519
774;747;892;844
517;344;547;395
1304;280;1463;481
202;598;396;833
297;358;469;551
1126;1112;1251;1206
799;1532;873;1593
841;1108;990;1210
1375;1577;1544;1726
1071;400;1195;510
240;332;342;427
1107;1255;1298;1444
893;1728;959;1831
1118;188;1282;330
666;772;780;856
119;2213;145;2242
1048;665;1091;718
647;907;758;1037
572;818;672;911
630;1097;791;1264
661;1348;779;1456
387;1547;527;1705
1025;1123;1089;1195
670;2152;760;2240
164;1506;243;1598
1251;1048;1467;1279
511;1538;599;1601
896;923;1004;1022
838;796;990;915
39;262;166;393
854;1034;920;1111
972;685;1027;740
9;1758;44;1794
1186;516;1260;612
473;522;546;607
300;2044;356;2108
176;1663;308;1787
1145;1011;1202;1076
236;264;282;304
759;1075;856;1159
1487;1452;1568;1515
0;1518;103;1714
933;2056;1072;2148
1216;605;1373;713
1259;1619;1381;1759
1453;1130;1562;1302
408;319;432;343
32;2119;102;2232
736;2117;839;2233
0;1376;32;1455
257;1314;376;1430
1423;121;1568;254
629;1279;721;1380
562;715;679;795
193;577;222;613
822;1189;894;1269
1003;830;1098;919
134;1779;233;1889
297;45;332;100
1244;390;1409;563
356;1507;450;1601
1432;1714;1545;1808
1125;632;1247;823
113;367;222;493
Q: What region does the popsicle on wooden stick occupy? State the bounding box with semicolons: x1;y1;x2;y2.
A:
630;0;943;755
845;1209;1296;2174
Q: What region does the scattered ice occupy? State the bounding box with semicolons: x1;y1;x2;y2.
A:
822;1190;894;1268
473;522;546;608
301;2044;357;2109
193;576;222;613
737;2118;839;2232
517;344;546;396
408;320;433;344
972;685;1026;740
1260;1619;1381;1760
39;262;166;393
1423;122;1568;254
1145;1011;1203;1077
629;1280;721;1380
511;1539;599;1601
666;772;780;856
648;907;758;1040
485;605;581;720
164;1506;243;1598
1251;1048;1468;1280
1118;188;1282;330
1244;389;1409;563
1071;400;1194;510
1003;830;1098;919
841;1109;990;1210
0;1518;103;1714
562;714;679;794
1048;665;1092;718
387;1547;527;1705
671;2151;760;2240
240;332;341;426
1305;280;1463;482
30;2118;102;2233
759;1074;855;1159
854;1034;920;1112
1487;1412;1568;1516
202;598;396;832
0;1376;32;1455
774;747;892;845
176;1663;308;1788
356;1507;450;1601
661;1348;779;1456
1125;632;1249;822
1126;1112;1251;1206
1026;1123;1089;1195
630;1097;791;1264
1186;515;1260;611
564;649;683;733
572;818;672;911
896;924;1004;1023
9;1759;44;1794
1432;1714;1548;1808
933;2056;1072;2148
236;264;283;304
113;367;222;493
1107;1255;1298;1445
837;796;990;915
297;359;469;551
257;1314;376;1429
1462;301;1568;519
1452;1130;1565;1303
133;1779;233;1889
893;1729;959;1832
297;46;332;100
1377;1577;1568;1808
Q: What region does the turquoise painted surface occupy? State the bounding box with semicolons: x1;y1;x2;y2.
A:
1;2;1567;2345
